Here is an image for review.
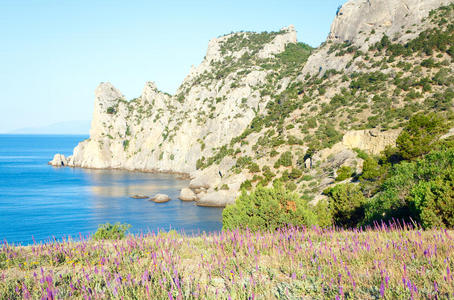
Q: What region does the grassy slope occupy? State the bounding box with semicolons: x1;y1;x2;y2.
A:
1;225;453;299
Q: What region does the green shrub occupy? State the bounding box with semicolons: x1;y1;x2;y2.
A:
106;107;116;114
248;163;261;173
220;184;230;190
286;182;297;191
301;175;313;181
396;113;447;160
222;185;317;231
196;157;205;170
280;170;290;182
274;151;293;168
93;223;131;240
324;184;366;228
353;148;369;160
360;158;382;181
313;199;333;227
409;178;454;228
262;166;276;181
289;168;303;179
364;148;454;228
335;166;354;181
240;180;252;190
123;140;129;151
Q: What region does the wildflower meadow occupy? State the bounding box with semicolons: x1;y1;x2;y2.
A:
1;221;453;299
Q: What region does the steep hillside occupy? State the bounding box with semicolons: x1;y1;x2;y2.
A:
52;0;454;207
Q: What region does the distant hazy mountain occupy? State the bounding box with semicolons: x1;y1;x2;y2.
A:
9;120;90;135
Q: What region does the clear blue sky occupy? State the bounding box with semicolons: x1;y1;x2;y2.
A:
0;0;346;133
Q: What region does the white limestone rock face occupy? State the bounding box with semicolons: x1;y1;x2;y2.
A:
258;25;297;59
312;129;401;166
302;0;451;76
63;27;297;177
342;129;401;155
329;0;451;46
49;154;68;167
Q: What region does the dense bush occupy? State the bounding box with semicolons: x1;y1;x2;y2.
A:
93;223;131;240
364;148;454;228
324;184;365;228
396;112;447;160
240;180;252;190
360;157;382;181
335;166;354;181
222;185;316;231
313;199;333;227
248;162;261;173
106;107;116;114
274;151;293;168
289;168;303;179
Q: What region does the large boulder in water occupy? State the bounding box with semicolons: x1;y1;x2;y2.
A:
178;188;197;201
151;194;171;203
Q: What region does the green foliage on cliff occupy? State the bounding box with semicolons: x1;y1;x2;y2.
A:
274;151;293;168
335;166;354;182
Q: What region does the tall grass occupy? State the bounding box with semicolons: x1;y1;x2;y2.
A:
0;221;453;299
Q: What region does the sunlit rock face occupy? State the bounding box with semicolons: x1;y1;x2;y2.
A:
329;0;451;45
303;0;451;75
63;26;298;175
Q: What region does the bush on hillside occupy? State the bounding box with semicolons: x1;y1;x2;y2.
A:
360;157;383;181
313;199;333;227
274;151;293;168
364;148;454;228
335;166;354;182
222;185;316;231
396;112;447;160
324;183;366;228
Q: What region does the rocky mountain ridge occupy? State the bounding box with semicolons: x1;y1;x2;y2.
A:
51;0;454;207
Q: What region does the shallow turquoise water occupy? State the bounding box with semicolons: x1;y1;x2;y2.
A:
0;135;223;245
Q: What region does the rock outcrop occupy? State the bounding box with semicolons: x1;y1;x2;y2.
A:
151;194;171;203
302;0;451;75
329;0;451;46
342;129;401;155
178;188;197;202
61;26;298;176
49;154;68;167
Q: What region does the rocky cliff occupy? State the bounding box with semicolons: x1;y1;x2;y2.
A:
58;26;297;174
52;0;454;207
303;0;452;74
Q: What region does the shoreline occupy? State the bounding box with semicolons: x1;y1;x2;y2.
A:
50;163;192;180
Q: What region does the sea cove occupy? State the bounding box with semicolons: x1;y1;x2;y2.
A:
0;135;222;245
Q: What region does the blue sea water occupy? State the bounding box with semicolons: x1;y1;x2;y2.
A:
0;135;223;245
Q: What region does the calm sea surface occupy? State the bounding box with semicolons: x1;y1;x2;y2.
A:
0;135;223;245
